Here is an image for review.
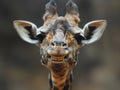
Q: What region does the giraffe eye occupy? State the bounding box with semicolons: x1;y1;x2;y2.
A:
74;33;85;44
62;43;67;47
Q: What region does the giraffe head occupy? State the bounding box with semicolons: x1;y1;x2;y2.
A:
13;0;107;89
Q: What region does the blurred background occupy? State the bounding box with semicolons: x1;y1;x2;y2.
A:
0;0;120;90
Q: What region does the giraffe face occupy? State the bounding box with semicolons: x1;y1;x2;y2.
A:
13;0;107;69
40;17;80;67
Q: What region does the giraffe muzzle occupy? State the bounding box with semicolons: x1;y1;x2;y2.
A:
47;41;69;63
47;54;69;63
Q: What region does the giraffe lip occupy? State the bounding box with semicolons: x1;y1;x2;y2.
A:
51;55;65;63
47;54;69;63
52;59;64;63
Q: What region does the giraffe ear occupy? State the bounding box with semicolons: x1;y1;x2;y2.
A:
13;20;40;44
81;20;107;44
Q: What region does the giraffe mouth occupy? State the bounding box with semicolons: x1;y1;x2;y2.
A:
47;54;69;63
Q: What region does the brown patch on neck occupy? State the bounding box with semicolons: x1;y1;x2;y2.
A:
50;63;69;76
50;63;71;89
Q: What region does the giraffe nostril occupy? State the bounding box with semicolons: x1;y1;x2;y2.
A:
62;42;68;48
47;54;51;59
64;55;69;59
62;43;67;47
51;42;56;47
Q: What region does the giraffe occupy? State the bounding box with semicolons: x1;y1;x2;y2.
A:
13;0;107;90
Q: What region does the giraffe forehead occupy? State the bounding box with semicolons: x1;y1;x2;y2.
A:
47;31;73;43
50;17;70;32
48;17;73;42
53;30;65;41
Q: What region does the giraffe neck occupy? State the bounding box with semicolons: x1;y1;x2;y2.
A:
48;64;73;90
49;71;72;90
